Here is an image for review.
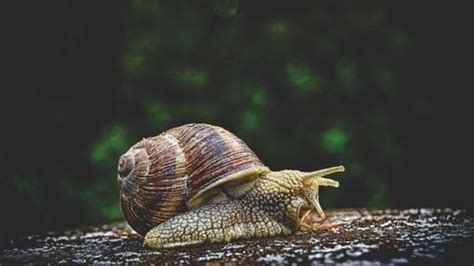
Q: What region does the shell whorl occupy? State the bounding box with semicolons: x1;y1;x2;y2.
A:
118;147;150;199
118;123;266;235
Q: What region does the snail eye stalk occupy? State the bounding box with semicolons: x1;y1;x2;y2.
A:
302;165;344;186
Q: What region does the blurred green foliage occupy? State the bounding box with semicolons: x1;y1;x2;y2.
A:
3;0;472;241
321;126;348;154
107;0;406;217
96;0;404;221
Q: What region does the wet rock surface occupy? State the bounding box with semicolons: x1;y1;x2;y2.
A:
1;209;473;264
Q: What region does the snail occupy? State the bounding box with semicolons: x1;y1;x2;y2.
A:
117;123;344;248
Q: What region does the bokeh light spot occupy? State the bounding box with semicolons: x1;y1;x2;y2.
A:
241;111;260;133
250;87;267;109
321;127;348;154
270;21;288;35
336;60;358;89
175;68;209;89
286;63;322;93
147;102;172;127
213;0;239;18
90;126;130;165
122;54;146;77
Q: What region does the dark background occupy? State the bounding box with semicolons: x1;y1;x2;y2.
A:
0;0;472;245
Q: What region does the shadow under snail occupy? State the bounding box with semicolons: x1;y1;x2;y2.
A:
117;123;344;249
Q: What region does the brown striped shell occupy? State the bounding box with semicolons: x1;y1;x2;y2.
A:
117;123;269;235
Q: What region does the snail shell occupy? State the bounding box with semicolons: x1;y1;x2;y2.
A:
118;123;269;235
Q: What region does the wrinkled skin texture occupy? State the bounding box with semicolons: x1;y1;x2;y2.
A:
144;167;343;249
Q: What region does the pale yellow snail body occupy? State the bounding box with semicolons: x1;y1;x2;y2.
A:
117;123;344;248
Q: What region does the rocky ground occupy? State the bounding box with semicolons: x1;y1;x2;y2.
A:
1;208;473;264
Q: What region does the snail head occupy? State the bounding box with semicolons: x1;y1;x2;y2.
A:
300;165;344;219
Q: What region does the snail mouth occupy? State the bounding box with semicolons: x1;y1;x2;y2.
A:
117;148;150;199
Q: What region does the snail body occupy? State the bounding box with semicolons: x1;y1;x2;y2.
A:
117;123;344;248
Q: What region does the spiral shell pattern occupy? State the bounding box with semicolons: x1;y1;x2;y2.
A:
118;123;266;235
